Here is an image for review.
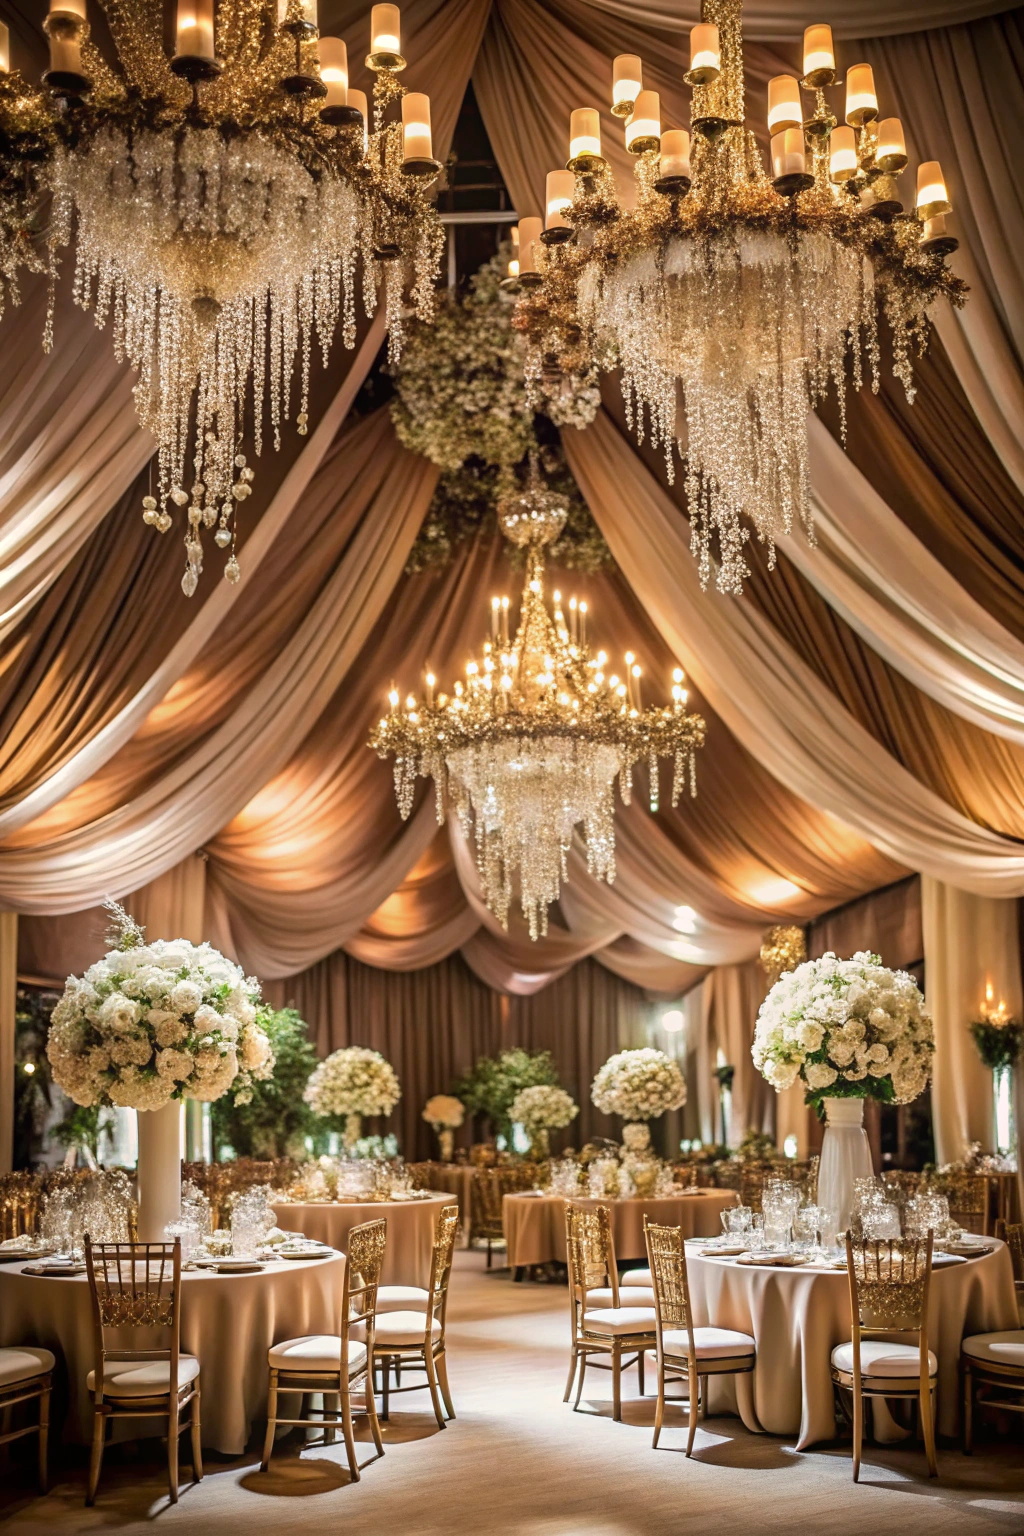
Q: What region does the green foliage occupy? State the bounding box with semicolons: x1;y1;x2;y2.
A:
211;1007;318;1159
14;985;58;1167
970;1018;1023;1072
453;1048;560;1143
51;1103;108;1162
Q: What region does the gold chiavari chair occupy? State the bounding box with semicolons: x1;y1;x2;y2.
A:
961;1231;1024;1453
643;1219;754;1454
84;1236;202;1506
831;1233;937;1482
0;1171;42;1242
563;1203;656;1422
0;1344;54;1493
470;1165;534;1268
262;1218;386;1483
929;1170;989;1235
1004;1222;1024;1325
372;1204;459;1429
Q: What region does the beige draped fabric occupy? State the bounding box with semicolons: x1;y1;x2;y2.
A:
574;1;1013;40
701;961;773;1146
564;410;1024;895
921;877;1023;1165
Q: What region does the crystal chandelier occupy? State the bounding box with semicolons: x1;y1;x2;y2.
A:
511;0;966;594
370;457;706;939
0;1;443;593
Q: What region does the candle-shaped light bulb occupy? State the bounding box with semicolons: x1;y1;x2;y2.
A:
612;54;642;116
347;87;368;151
516;216;543;274
771;128;807;182
0;22;9;72
426;672;435;687
659;128;691;182
402;92;432;163
318;36;347;106
875;117;907;173
916;159;951;219
767;76;803;135
175;0;215;58
802;23;834;83
625;89;660;153
631;664;641;678
829;125;858;182
672;667;684;682
845;63;878;126
371;3;400;53
388;689;399;709
688;23;720;82
569;107;601;163
545;169;574;228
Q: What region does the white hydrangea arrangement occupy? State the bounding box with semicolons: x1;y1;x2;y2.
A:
46;905;273;1112
510;1085;579;1134
422;1094;465;1130
304;1046;401;1147
591;1048;687;1124
752;950;934;1106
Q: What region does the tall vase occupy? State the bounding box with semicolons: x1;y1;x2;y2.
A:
438;1128;454;1163
817;1097;874;1232
343;1112;362;1151
136;1101;182;1242
529;1127;550;1160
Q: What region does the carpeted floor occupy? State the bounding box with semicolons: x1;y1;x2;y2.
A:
1;1249;1022;1534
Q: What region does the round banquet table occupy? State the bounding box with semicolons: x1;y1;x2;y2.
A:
503;1189;739;1269
410;1165;476;1248
0;1252;344;1454
271;1194;449;1286
685;1238;1020;1448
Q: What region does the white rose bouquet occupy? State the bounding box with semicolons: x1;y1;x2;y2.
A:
510;1085;579;1159
46;904;273;1112
752;951;934;1108
304;1046;401;1148
591;1048;687;1128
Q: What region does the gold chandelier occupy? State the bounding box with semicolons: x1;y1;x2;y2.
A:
0;1;443;594
370;457;706;939
511;0;966;595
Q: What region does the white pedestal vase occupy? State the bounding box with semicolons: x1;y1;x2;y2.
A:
817;1097;874;1232
136;1101;182;1242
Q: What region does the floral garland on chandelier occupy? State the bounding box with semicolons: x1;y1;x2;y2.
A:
45;903;274;1110
0;0;444;595
389;247;608;574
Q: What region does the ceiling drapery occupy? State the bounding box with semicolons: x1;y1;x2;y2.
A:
1;0;1023;994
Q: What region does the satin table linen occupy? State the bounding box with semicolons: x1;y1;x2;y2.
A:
502;1190;739;1269
0;1252;344;1454
272;1195;449;1286
685;1239;1019;1448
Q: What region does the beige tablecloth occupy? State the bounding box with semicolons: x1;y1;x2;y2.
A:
686;1240;1020;1448
411;1166;476;1248
0;1253;344;1454
272;1195;449;1286
503;1190;740;1268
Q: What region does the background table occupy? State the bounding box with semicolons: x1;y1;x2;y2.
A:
0;1252;344;1454
686;1240;1019;1447
272;1194;449;1286
409;1164;476;1248
503;1190;740;1268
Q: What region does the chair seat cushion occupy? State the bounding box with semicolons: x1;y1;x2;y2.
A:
621;1268;652;1287
586;1286;656;1309
582;1307;657;1336
268;1335;367;1374
375;1285;430;1315
87;1355;200;1398
373;1311;441;1350
0;1346;55;1387
831;1340;937;1378
663;1326;755;1361
962;1330;1024;1368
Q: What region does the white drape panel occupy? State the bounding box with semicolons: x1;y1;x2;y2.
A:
565;410;1024;896
702;961;772;1145
575;1;1012;40
921;876;1023;1167
777;416;1024;743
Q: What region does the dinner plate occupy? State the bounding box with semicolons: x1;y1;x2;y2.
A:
699;1244;747;1257
21;1261;86;1276
736;1252;811;1267
0;1248;54;1263
195;1257;265;1273
280;1248;332;1260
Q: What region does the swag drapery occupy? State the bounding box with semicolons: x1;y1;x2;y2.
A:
3;0;1024;1160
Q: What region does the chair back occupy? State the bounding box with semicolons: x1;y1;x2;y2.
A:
644;1219;693;1337
426;1205;460;1326
928;1170;987;1233
845;1233;933;1373
471;1166;533;1237
343;1217;387;1369
565;1202;617;1325
0;1171;41;1241
85;1238;182;1403
1004;1222;1023;1283
738;1163;767;1213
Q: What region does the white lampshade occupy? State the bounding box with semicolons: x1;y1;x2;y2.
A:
625;90;660;153
569;108;601;161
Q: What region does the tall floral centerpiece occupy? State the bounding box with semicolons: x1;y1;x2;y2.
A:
422;1095;465;1162
591;1048;687;1152
970;987;1022;1157
304;1047;401;1151
509;1085;579;1159
752;951;934;1227
46;904;273;1239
